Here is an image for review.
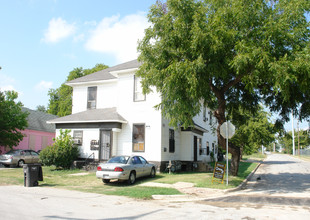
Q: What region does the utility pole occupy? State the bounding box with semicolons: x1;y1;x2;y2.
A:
292;111;295;156
297;119;300;156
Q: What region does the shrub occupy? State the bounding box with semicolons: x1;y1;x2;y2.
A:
39;145;56;166
40;129;79;169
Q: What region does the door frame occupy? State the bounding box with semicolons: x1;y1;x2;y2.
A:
99;129;113;161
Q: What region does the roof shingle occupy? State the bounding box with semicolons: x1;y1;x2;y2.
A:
67;59;141;84
22;107;58;133
47;108;127;124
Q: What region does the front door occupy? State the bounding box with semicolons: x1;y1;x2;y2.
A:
193;136;198;161
100;130;111;161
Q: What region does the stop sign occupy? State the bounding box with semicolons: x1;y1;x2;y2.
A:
220;121;235;139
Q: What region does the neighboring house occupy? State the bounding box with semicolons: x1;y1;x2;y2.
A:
48;60;218;171
0;107;58;154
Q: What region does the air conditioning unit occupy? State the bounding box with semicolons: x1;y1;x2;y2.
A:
73;139;82;145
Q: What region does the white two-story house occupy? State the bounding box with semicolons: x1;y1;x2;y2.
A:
48;59;218;171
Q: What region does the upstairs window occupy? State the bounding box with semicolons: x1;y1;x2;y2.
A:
87;86;97;109
203;107;207;122
209;111;213;125
169;129;175;153
133;124;145;152
134;76;145;102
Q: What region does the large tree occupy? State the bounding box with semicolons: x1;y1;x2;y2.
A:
48;64;108;116
0;91;28;148
137;0;310;175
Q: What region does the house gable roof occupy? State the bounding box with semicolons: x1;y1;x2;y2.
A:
47;108;127;124
22;107;58;133
66;59;141;85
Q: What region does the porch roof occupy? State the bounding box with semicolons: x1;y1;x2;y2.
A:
181;122;209;136
47;108;127;124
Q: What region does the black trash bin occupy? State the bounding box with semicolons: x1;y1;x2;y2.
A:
23;163;43;187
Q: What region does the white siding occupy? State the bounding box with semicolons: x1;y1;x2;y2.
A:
72;86;87;114
161;119;182;161
193;106;218;162
115;72;162;162
97;82;117;109
68;66;218;164
72;81;117;114
180;132;193;161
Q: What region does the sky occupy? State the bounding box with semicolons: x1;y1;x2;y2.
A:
0;0;154;108
0;0;308;131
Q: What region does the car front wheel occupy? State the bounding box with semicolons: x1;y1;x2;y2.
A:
18;160;25;167
127;171;136;185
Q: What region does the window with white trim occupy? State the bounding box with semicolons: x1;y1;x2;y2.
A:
73;130;83;145
87;86;97;109
132;124;145;152
134;76;145;101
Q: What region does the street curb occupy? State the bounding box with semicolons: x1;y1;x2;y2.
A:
225;159;264;193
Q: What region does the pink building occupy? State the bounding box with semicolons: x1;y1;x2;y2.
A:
0;107;58;154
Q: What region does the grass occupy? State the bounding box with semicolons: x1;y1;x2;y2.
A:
0;159;258;199
153;161;258;189
0;167;182;199
242;153;266;161
293;154;310;162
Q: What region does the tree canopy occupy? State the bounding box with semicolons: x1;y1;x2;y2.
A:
279;128;310;154
47;63;108;116
137;0;310;175
230;106;276;155
0;91;28;148
36;105;47;113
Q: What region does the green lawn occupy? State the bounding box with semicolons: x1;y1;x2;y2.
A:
293;154;310;162
241;153;266;161
0;160;258;199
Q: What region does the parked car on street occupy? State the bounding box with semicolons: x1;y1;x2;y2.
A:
96;155;156;184
0;149;40;167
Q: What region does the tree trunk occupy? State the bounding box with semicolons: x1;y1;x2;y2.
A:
213;96;241;176
210;78;242;176
216;123;240;176
228;143;240;176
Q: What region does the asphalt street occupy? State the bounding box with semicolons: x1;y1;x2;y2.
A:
199;154;310;212
0;154;309;219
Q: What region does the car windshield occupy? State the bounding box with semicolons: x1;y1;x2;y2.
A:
107;156;129;164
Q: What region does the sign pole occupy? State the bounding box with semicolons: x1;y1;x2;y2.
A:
220;120;235;187
226;120;229;186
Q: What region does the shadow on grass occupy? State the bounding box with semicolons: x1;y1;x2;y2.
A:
103;175;165;187
39;183;58;187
